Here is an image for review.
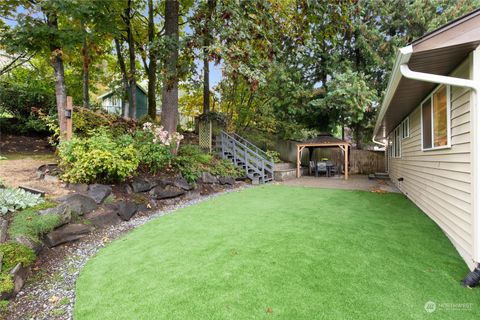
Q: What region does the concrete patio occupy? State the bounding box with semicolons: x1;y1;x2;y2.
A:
279;174;400;193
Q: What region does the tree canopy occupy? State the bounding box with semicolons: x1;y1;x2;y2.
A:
1;0;478;145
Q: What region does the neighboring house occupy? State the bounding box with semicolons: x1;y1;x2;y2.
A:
98;84;148;119
374;9;480;272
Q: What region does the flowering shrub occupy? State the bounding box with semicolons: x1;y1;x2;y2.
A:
142;122;184;153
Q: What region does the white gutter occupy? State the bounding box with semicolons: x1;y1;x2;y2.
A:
373;46;413;140
398;45;480;266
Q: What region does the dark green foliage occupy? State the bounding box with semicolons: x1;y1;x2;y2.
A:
58;129;140;183
0;67;56;136
8;201;61;242
173;145;240;183
0;242;36;273
72;107;133;137
132;130;172;174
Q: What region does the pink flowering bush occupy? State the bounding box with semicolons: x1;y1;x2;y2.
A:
142;122;184;152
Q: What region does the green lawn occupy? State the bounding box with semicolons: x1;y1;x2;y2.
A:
74;185;480;319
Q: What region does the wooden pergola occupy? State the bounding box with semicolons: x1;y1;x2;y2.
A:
296;135;351;179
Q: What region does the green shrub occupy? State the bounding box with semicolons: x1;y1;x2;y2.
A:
133;130;172;174
266;150;281;163
173;145;241;183
209;159;242;178
58;129;140;183
0;274;13;295
0;188;45;214
73;107;133;137
8;201;61;242
0;299;9;313
0;242;36;272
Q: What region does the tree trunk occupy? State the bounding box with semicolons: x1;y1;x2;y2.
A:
114;38;130;119
125;0;136;119
45;10;67;137
203;51;210;115
202;0;215;115
82;35;90;108
161;0;179;133
147;0;157;119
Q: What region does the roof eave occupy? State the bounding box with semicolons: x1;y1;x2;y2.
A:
373;46;413;139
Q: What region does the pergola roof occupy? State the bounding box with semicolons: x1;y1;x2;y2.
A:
297;134;350;147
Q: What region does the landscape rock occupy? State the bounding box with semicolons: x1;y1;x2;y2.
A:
89;209;121;228
44;224;94;247
200;172;218;184
35;163;61;182
116;201;138;221
10;263;27;296
67;183;89;193
39;204;72;226
87;184;112;204
0;219;8;243
150;185;185;200
15;236;43;254
218;176;235;186
173;176;193;191
184;190;201;201
199;183;216;196
130;178;153;193
56;194;97;215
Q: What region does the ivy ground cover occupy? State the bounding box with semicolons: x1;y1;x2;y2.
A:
74;186;480;319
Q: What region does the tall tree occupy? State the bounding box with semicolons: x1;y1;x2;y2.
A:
45;8;67;135
124;0;136;119
161;0;179;133
202;0;215;115
147;0;157;119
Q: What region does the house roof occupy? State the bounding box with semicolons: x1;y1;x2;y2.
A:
374;9;480;140
98;83;148;100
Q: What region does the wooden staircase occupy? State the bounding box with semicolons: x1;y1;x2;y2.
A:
217;131;274;184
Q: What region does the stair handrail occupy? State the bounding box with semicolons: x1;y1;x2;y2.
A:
231;132;272;162
220;131;273;171
221;130;274;174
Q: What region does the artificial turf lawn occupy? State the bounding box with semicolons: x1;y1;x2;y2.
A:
74;185;480;319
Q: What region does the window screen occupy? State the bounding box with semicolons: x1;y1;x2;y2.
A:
422;98;432;149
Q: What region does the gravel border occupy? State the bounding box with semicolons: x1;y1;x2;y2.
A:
6;185;249;320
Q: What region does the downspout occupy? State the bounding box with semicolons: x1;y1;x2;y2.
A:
399;45;480;286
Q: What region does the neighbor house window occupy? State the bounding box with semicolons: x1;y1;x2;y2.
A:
421;85;450;150
401;117;409;139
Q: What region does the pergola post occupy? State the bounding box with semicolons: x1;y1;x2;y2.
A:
344;144;349;180
296;145;304;178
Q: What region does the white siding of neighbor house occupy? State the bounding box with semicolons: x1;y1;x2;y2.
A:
388;55;474;269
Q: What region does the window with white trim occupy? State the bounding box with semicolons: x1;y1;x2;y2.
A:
390;126;401;158
421;85;451;150
401;117;409;139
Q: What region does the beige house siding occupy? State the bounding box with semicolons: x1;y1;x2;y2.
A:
388;56;474;269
